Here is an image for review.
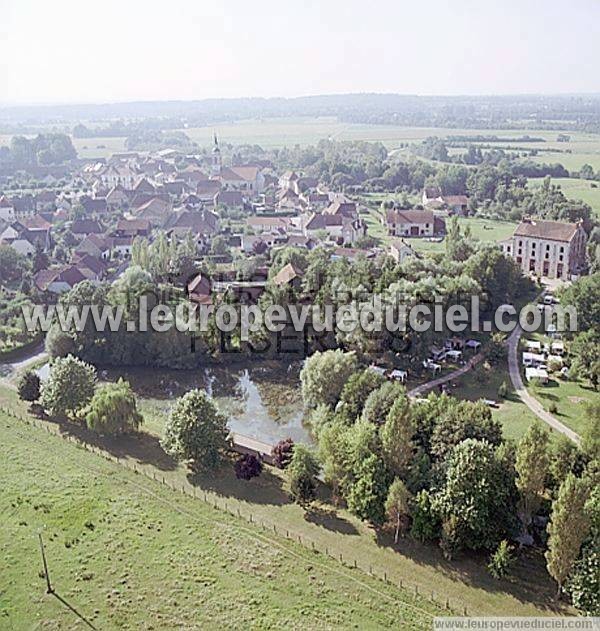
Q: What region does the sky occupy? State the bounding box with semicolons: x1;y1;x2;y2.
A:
1;0;599;105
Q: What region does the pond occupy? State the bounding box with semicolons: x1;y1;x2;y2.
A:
97;361;314;446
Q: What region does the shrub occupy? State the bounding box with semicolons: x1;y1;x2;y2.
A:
497;380;508;399
234;454;263;480
272;438;295;469
548;402;558;414
488;540;515;579
17;370;41;403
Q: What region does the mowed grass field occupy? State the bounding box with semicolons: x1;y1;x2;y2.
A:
0;407;442;630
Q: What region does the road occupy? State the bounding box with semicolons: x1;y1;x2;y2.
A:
0;343;48;389
507;318;581;445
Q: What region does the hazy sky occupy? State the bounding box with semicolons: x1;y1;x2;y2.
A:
1;0;599;104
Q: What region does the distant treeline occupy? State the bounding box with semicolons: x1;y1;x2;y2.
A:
0;134;77;169
4;93;600;133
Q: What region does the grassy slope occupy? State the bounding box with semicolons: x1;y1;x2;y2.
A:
0;406;441;630
0;384;567;620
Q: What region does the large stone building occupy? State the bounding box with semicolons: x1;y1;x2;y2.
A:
500;218;587;280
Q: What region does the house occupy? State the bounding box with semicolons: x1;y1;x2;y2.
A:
0;224;36;256
422;188;469;215
33;190;57;212
133;177;156;196
106;184;130;210
388;239;418;264
132;197;172;225
210;135;264;195
247;216;291;233
34;265;89;293
113;218;151;239
80;196;108;216
71;253;107;280
525;366;549;384
279;170;300;193
163;208;219;239
272;263;304;289
187;273;212;305
0;195;15;222
71;218;103;241
384;209;445;238
214;190;244;210
277;188;306;211
74;234;112;260
99;163;138;190
304;213;366;245
323;200;358;220
330;247;375;262
196;179;222;202
500;218;588;280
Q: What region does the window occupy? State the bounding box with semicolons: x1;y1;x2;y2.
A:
546;244;550;251
559;246;565;253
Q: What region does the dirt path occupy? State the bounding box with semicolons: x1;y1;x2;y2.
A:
407;353;484;398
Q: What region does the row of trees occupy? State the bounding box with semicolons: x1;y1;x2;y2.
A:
18;355;142;435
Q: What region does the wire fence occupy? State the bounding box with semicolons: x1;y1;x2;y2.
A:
1;403;470;617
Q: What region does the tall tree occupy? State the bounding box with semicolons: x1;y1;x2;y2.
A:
287;444;319;506
347;454;390;525
380;395;414;479
515;422;550;526
385;478;411;543
546;474;591;599
85;378;143;435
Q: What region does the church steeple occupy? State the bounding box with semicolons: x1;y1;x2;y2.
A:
211;131;221;175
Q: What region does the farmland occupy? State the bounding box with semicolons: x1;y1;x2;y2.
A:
528;176;600;217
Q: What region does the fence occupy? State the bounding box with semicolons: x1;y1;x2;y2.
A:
1;403;470;618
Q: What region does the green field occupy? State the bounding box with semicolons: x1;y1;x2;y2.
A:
528;177;600;217
3;118;600;166
0;405;442;629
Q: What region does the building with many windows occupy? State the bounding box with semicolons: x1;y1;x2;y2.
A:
500;217;587;280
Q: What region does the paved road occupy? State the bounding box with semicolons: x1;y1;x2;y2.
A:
507;316;581;445
0;343;48;389
408;353;484;398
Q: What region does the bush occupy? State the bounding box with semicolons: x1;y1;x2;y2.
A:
234;454;263;480
272;438;295;469
17;370;41;403
548;402;558;414
497;380;508;399
288;445;319;506
487;540;515;579
85;378;142;435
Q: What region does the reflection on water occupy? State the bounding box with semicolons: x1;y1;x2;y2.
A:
101;361;313;446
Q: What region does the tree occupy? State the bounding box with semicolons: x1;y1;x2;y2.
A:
581;399;600;461
361;381;405;425
550;435;584;488
385;478;411;543
272;438;295;469
515;422;550;526
300;349;357;408
430;400;502;461
234;454;263;480
45;324;76;359
487;540;515;579
85;378;143;435
347;454;390;525
317;416;352;501
40;355;96;419
410;490;440;542
287;444;319;506
569;330;600;390
380;395;414;478
338;368;386;422
0;244;28;283
568;486;600;615
436;439;518;552
17;370;40;403
546;474;591;599
161;389;228;471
